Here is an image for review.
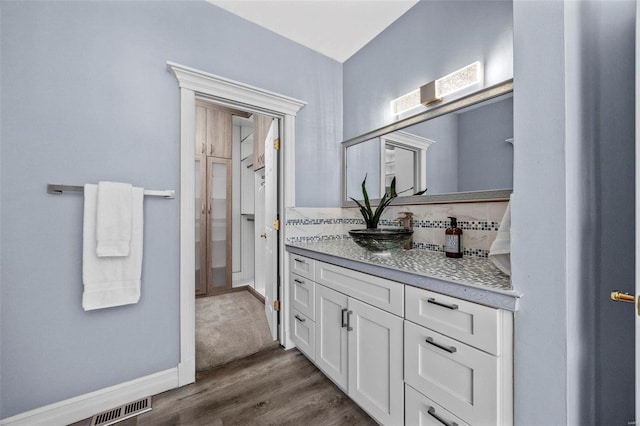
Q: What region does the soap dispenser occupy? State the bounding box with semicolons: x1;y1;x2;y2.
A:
445;216;463;258
397;212;414;250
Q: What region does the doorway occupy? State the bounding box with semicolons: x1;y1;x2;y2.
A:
193;98;281;370
169;59;306;387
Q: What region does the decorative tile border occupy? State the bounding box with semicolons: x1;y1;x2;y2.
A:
284;201;508;259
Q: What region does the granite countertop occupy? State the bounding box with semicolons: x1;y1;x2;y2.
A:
286;240;521;311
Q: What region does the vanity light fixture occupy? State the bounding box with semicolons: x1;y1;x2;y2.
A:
390;89;421;116
391;61;484;114
422;61;483;105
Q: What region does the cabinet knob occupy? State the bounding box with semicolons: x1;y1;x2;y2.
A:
260;233;267;239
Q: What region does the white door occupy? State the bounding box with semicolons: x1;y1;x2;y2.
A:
315;284;349;391
263;118;279;340
348;298;404;425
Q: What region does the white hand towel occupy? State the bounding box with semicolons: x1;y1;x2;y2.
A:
489;201;511;276
96;181;132;257
83;184;144;310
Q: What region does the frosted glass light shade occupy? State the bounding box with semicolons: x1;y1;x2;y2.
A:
435;61;483;98
390;89;420;115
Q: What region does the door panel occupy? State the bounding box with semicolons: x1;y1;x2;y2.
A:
208;157;232;294
263;117;278;339
315;285;348;391
348;298;403;425
195;156;207;296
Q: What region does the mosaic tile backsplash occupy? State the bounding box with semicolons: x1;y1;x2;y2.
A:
285;201;509;259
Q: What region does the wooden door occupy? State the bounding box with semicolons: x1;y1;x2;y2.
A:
348;298;403;425
315;284;349;391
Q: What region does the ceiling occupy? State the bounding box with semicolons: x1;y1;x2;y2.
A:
207;0;419;63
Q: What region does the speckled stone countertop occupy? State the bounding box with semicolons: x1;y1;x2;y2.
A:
286;240;521;311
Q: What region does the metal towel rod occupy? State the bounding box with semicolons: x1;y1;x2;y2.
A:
47;184;175;199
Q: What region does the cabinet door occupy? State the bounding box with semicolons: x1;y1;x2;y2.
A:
209;108;232;159
315;284;348;391
405;384;471;426
290;272;315;320
348;298;403;426
207;157;232;294
405;320;499;425
195;156;207;296
291;308;315;360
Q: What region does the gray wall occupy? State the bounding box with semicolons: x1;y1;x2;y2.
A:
0;1;341;418
457;97;513;192
343;0;513;139
513;1;635;425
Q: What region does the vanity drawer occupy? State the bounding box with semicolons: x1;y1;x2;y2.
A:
290;254;315;280
404;320;498;426
406;286;500;355
316;261;404;316
405;384;471;426
290;272;315;320
291;308;315;360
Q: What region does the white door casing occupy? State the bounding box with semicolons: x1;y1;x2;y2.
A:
167;62;305;386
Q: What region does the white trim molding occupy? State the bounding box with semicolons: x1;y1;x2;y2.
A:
167;62;306;386
0;368;178;426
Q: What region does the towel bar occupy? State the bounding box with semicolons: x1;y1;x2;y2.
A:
47;184;175;199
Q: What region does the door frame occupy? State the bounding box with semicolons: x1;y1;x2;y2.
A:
167;62;306;386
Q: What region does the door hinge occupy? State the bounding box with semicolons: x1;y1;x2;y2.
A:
274;138;280;150
273;219;280;231
274;300;280;311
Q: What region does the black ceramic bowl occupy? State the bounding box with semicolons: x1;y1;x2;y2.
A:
348;228;413;253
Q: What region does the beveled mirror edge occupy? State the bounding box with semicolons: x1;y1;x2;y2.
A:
341;78;514;207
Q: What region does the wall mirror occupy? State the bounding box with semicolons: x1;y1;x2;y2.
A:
342;79;514;205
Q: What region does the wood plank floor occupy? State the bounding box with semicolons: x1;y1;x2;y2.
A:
71;347;376;426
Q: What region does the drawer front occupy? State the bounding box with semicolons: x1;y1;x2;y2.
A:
290;254;315;280
406;286;500;355
316;261;404;316
404;320;498;425
405;384;471;426
290;272;315;320
291;308;315;360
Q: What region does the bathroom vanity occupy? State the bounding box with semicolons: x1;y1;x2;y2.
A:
286;241;519;426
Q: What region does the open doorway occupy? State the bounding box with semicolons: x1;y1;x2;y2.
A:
168;61;305;387
194;99;281;371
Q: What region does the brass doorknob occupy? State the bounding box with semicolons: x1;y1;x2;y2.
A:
610;291;635;303
260;233;267;239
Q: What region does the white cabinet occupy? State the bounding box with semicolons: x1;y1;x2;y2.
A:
314;284;404;425
290;272;315;320
288;253;513;426
405;286;513;426
405;384;471;426
315;284;348;390
405;320;498;425
348;297;404;425
290;307;315;359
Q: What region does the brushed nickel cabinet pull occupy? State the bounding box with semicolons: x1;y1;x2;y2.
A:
346;310;353;331
425;336;457;354
294;258;306;264
294;279;304;284
341;308;348;328
427;407;458;426
427;297;459;310
294;315;305;323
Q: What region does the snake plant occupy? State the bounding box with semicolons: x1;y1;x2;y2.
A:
350;175;427;229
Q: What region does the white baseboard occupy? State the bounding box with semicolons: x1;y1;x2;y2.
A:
0;367;179;426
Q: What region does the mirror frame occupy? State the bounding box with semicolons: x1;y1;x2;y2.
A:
341;79;514;206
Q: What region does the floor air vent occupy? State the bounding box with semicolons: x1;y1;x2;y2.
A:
90;396;152;426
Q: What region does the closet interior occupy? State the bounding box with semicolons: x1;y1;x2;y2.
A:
194;100;274;298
